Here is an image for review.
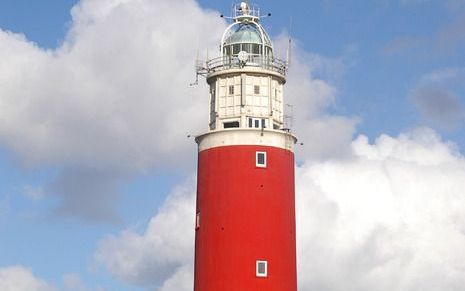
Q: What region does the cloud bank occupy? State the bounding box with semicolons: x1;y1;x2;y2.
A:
95;178;195;290
0;266;54;291
0;0;222;171
0;266;95;291
0;0;224;222
96;128;465;290
0;0;356;222
296;128;465;291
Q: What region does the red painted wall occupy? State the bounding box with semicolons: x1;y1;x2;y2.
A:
194;145;297;291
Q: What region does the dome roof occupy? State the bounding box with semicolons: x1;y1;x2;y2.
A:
223;23;272;47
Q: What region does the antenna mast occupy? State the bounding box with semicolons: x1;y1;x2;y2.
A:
286;16;293;67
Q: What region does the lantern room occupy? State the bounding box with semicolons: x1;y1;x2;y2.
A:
221;2;273;59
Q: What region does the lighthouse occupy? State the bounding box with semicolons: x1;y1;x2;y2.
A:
194;2;297;290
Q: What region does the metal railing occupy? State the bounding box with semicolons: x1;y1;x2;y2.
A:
233;3;260;19
197;54;288;76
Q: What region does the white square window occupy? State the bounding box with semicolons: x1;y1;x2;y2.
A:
248;118;267;129
256;151;267;168
256;260;268;277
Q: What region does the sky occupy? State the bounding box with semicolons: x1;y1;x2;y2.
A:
1;0;465;290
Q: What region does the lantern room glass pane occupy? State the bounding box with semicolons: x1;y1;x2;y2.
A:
224;46;231;56
252;44;260;55
233;44;241;55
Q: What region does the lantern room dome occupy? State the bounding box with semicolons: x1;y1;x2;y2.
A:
223;22;272;47
220;2;274;58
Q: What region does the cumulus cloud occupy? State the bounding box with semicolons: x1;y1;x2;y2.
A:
0;267;97;291
0;0;356;221
94;177;195;289
0;266;54;291
0;0;220;171
296;128;465;291
274;35;359;161
0;0;225;221
62;273;91;291
95;127;465;290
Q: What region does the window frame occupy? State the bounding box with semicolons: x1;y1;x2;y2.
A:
223;121;240;128
232;44;241;55
223;45;231;56
248;117;267;129
256;260;268;277
256;151;267;168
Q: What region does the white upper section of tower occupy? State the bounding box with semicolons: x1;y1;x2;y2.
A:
194;2;295;139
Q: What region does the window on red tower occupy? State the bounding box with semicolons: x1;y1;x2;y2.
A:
256;151;266;168
256;260;268;277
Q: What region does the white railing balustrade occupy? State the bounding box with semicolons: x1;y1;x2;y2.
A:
197;54;287;76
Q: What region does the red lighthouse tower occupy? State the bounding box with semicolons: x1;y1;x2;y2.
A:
194;2;297;290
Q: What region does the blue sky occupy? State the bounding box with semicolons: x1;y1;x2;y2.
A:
1;0;465;290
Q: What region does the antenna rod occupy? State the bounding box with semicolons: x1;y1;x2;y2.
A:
286;16;293;66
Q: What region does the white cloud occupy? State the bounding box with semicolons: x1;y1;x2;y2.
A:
274;34;359;161
62;273;89;291
420;67;465;83
0;0;355;222
0;266;55;291
96;128;465;291
0;0;225;221
94;177;195;288
0;0;224;171
0;267;98;291
296;128;465;291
